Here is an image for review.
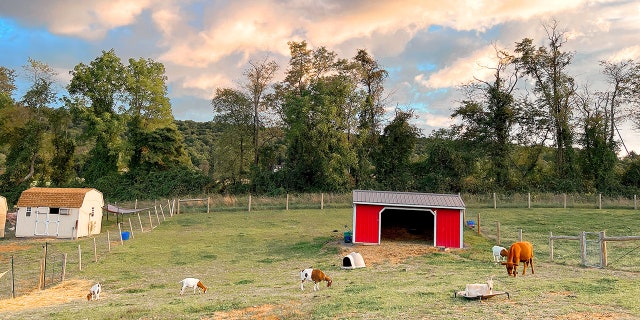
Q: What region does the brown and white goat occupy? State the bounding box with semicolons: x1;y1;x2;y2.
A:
300;268;332;291
87;283;101;301
179;278;208;295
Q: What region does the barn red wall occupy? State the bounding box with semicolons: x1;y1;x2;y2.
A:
435;208;462;248
354;204;383;244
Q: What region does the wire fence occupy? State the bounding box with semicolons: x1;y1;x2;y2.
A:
1;191;639;299
0;201;175;299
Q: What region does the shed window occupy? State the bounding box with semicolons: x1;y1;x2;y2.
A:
59;208;70;215
26;207;32;217
50;208;60;214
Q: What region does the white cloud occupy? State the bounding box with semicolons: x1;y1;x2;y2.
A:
414;45;499;89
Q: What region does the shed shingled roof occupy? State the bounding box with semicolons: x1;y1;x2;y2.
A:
16;187;97;208
352;190;465;209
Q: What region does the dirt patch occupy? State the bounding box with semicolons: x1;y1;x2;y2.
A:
0;243;32;253
207;302;303;320
339;240;449;265
0;279;94;313
556;312;633;320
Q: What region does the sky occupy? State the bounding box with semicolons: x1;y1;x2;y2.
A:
1;0;639;154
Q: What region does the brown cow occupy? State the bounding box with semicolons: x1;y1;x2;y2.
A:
501;241;534;277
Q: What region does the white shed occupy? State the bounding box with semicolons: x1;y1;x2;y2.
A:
15;187;104;239
0;196;7;238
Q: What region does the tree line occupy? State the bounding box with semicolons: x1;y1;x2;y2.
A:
1;21;639;204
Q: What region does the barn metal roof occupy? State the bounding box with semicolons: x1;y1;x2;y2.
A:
352;190;465;209
16;187;98;208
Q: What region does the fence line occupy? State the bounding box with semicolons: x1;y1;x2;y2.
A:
0;201;173;300
549;230;640;269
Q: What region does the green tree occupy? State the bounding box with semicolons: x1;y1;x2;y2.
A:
124;57;188;172
2;58;58;186
452;47;517;189
68;49;126;183
374;109;421;191
211;88;253;185
353;49;388;188
277;41;357;191
242;58;279;167
514;20;579;189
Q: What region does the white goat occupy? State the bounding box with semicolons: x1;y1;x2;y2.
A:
492;245;508;263
87;283;101;301
179;278;208;295
464;276;494;297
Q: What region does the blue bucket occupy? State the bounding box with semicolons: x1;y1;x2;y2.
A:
344;231;352;243
121;231;130;240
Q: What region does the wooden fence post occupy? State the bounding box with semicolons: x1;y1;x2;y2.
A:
138;213;144;232
11;255;15;298
107;231;111;252
286;194;289;211
93;237;98;262
118;223;124;245
598;193;602;209
549;231;554;261
600;231;607;268
493;192;497;209
634;195;637;210
563;193;567;209
207;197;210;214
528;193;531;209
580;231;587;266
129;218;134;239
248;194;252;212
78;245;82;271
518;229;523;242
321;193;324;210
61;253;67;282
477;213;481;235
39;259;44;290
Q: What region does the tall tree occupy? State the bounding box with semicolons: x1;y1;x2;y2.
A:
353;49;388;188
68;49;126;183
124;57;188;172
211;88;253;185
374;109;421;191
452;47;518;188
514;20;578;188
277;41;357;191
3;58;58;186
242;58;279;166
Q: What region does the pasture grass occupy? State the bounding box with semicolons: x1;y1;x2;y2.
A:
1;207;640;319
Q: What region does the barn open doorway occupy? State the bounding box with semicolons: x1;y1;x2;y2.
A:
380;208;434;245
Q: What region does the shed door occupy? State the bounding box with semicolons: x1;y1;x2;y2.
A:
435;209;462;248
354;204;383;244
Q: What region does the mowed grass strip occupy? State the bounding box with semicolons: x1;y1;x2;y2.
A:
1;207;640;319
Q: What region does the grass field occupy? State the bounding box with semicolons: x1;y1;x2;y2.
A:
1;207;640;319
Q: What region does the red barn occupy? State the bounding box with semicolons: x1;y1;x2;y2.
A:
352;190;465;248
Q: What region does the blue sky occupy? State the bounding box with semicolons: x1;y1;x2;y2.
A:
1;0;639;154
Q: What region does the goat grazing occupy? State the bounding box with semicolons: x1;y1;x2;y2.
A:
300;268;332;291
492;245;508;263
502;241;534;277
87;283;101;301
179;278;208;295
464;276;494;297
